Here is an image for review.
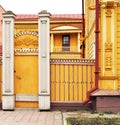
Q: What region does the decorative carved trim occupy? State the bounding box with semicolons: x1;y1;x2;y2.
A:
104;42;112;70
100;1;119;8
105;42;112;52
106;9;112;17
14;31;38;38
99;76;119;80
14;48;38;55
15;38;38;46
14;31;38;47
5;21;10;24
105;54;112;70
50;58;95;65
41;20;47;24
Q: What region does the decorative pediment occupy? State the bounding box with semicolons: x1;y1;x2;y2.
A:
52;26;79;30
14;31;38;47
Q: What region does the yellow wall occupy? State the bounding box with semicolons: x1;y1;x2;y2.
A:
54;33;78;52
117;7;120;89
98;0;119;90
85;0;96;59
85;0;119;90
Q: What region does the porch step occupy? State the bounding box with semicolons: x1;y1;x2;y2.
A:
91;89;120;96
91;90;120;113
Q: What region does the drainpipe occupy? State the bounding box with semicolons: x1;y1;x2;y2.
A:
82;0;85;58
94;0;99;89
83;0;99;104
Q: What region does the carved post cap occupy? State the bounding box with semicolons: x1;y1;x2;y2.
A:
100;1;119;8
2;11;16;18
38;10;51;17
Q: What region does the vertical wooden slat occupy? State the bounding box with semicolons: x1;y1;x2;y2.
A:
68;64;70;101
59;64;61;101
83;65;87;101
81;65;84;101
86;65;88;93
72;64;74;101
54;64;56;101
77;65;79;101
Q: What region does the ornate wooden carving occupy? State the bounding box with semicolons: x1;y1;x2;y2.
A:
50;58;95;65
14;30;38;55
105;54;112;69
105;42;112;70
106;9;112;17
14;48;38;55
105;42;112;52
100;1;119;8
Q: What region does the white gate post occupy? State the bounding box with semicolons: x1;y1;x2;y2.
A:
38;10;51;110
2;11;15;110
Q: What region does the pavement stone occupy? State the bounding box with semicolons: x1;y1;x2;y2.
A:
54;111;63;125
0;109;63;125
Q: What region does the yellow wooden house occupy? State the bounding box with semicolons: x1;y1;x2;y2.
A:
85;0;120;112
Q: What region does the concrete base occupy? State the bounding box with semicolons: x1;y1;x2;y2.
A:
38;95;50;110
51;101;92;111
91;90;120;113
92;96;120;113
2;95;15;110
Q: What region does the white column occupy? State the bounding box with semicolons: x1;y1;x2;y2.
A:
38;10;51;110
77;33;81;52
2;11;15;110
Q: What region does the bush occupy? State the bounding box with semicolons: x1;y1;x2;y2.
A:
67;117;120;125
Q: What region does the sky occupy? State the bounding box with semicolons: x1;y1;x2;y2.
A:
0;0;82;14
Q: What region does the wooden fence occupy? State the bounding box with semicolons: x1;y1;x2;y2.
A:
50;58;95;102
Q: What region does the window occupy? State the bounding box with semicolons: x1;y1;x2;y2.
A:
62;35;70;51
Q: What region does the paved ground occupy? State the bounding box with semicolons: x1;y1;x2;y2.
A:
0;109;120;125
0;109;63;125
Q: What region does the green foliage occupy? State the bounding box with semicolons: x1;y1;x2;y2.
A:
67;117;120;125
103;111;113;114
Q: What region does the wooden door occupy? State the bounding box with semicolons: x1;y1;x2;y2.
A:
14;55;38;108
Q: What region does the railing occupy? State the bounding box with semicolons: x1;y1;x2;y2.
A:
50;58;95;102
53;46;78;52
50;52;82;59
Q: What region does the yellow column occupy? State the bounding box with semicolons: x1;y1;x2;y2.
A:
50;33;54;52
99;1;118;90
78;33;80;52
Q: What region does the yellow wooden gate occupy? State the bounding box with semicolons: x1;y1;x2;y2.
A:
14;31;38;108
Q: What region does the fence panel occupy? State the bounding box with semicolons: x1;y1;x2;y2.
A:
50;59;95;102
